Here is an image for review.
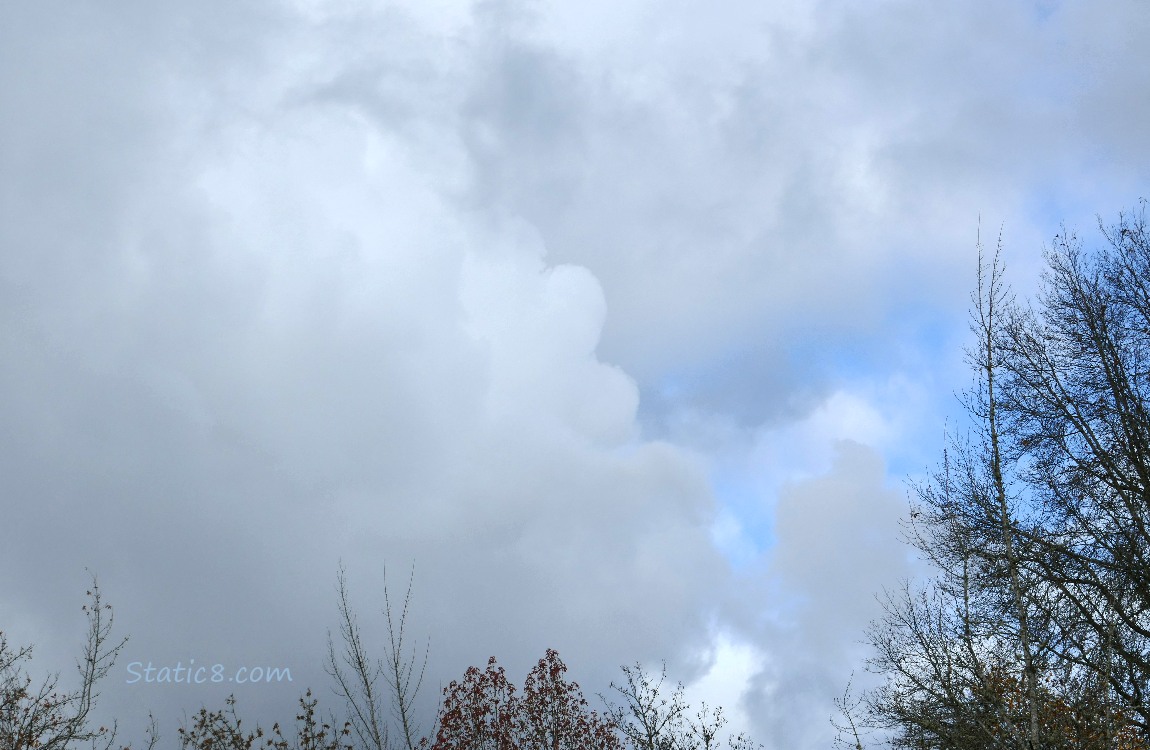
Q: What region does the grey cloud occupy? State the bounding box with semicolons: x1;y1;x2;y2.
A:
1;4;729;741
436;0;1150;430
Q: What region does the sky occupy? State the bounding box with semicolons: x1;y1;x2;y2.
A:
2;1;1149;747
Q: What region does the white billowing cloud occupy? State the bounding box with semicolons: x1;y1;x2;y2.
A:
703;374;933;567
665;387;916;747
0;8;729;733
682;631;766;746
459;231;640;448
757;390;895;482
743;440;911;748
443;0;1150;426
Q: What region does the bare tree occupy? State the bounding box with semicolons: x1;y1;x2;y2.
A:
0;573;156;750
177;691;352;750
605;663;691;750
992;204;1150;738
842;218;1150;749
850;237;1048;749
831;675;868;750
603;663;760;750
325;565;430;750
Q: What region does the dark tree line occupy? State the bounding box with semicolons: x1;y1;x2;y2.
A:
2;567;761;750
837;202;1150;749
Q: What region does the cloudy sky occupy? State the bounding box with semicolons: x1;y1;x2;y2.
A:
2;1;1149;747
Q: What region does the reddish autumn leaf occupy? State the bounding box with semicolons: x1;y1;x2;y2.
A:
427;650;623;750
